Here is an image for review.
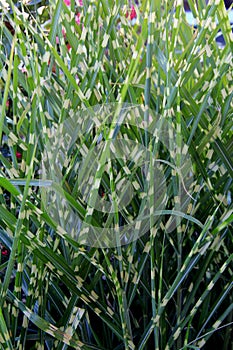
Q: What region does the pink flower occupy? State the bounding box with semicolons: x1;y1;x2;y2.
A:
19;63;27;73
75;12;81;25
64;0;70;6
78;0;83;5
130;5;137;20
1;247;8;256
16;151;22;159
6;100;10;108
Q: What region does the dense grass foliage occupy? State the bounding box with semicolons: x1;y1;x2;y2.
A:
0;0;233;349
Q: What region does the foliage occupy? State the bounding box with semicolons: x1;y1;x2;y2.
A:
0;0;233;349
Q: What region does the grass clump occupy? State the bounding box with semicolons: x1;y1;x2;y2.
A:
0;0;232;349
